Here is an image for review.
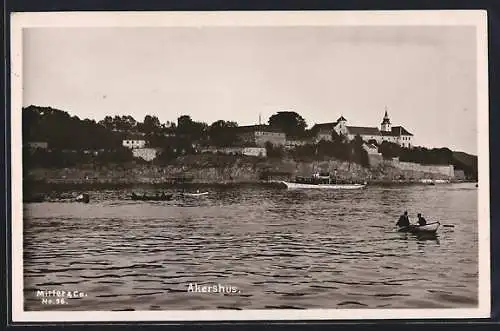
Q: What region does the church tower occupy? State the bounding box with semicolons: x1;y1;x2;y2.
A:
380;107;391;132
335;115;348;136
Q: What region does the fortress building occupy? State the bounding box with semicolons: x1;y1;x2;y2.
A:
234;125;286;147
311;109;413;148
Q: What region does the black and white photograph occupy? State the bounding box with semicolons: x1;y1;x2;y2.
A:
10;10;490;322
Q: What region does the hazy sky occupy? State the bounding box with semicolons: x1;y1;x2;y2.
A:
23;26;477;154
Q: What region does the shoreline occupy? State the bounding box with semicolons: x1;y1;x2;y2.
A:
22;155;473;192
23;178;475;190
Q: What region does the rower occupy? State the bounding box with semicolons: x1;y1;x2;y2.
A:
396;211;410;227
76;193;90;203
83;193;90;203
417;213;427;226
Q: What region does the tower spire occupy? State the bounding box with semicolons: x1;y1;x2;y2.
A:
381;106;391;132
259;113;262;125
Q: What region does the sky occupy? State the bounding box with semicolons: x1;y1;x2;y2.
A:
23;26;478;154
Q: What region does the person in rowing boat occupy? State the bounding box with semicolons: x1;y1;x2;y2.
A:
396;211;410;227
417;213;427;226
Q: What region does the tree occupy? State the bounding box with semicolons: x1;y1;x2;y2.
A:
95;147;135;164
265;141;284;158
290;143;317;161
142;115;161;135
177;115;193;136
122;115;137;132
23;105;123;151
379;141;401;159
268;111;307;138
192;121;209;142
156;146;177;164
177;115;208;142
331;129;341;142
99;116;114;131
112;115;122;131
208;120;239;147
350;134;369;167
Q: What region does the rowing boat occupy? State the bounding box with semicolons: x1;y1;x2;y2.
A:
182;191;209;197
131;193;173;201
398;221;440;234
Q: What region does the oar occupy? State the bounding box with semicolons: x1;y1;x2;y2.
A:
419;220;454;228
429;221;454;228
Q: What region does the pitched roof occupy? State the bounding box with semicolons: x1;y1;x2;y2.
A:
392;126;413;136
346;126;381;136
337;116;347;122
311;122;338;132
380;126;413;136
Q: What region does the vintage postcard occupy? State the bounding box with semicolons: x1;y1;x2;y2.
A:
10;10;490;322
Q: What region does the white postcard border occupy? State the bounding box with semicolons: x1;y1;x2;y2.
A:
10;10;490;322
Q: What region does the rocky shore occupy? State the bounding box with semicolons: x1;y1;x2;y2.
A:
23;154;460;187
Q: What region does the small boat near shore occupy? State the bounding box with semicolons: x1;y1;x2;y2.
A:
25;193;90;203
398;221;440;234
131;192;173;201
420;179;450;184
182;191;209;197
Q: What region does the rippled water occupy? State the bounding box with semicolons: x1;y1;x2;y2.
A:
23;183;478;310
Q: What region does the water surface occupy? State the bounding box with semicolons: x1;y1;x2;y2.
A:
23;183;478;310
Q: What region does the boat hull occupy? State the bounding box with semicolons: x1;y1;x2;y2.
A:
183;192;209;197
420;179;450;184
131;194;173;201
398;222;440;234
282;181;366;190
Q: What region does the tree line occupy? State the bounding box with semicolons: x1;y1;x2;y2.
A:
23;107;317;149
22;105;476;178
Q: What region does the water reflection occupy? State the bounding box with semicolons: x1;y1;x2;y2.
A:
415;233;441;244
